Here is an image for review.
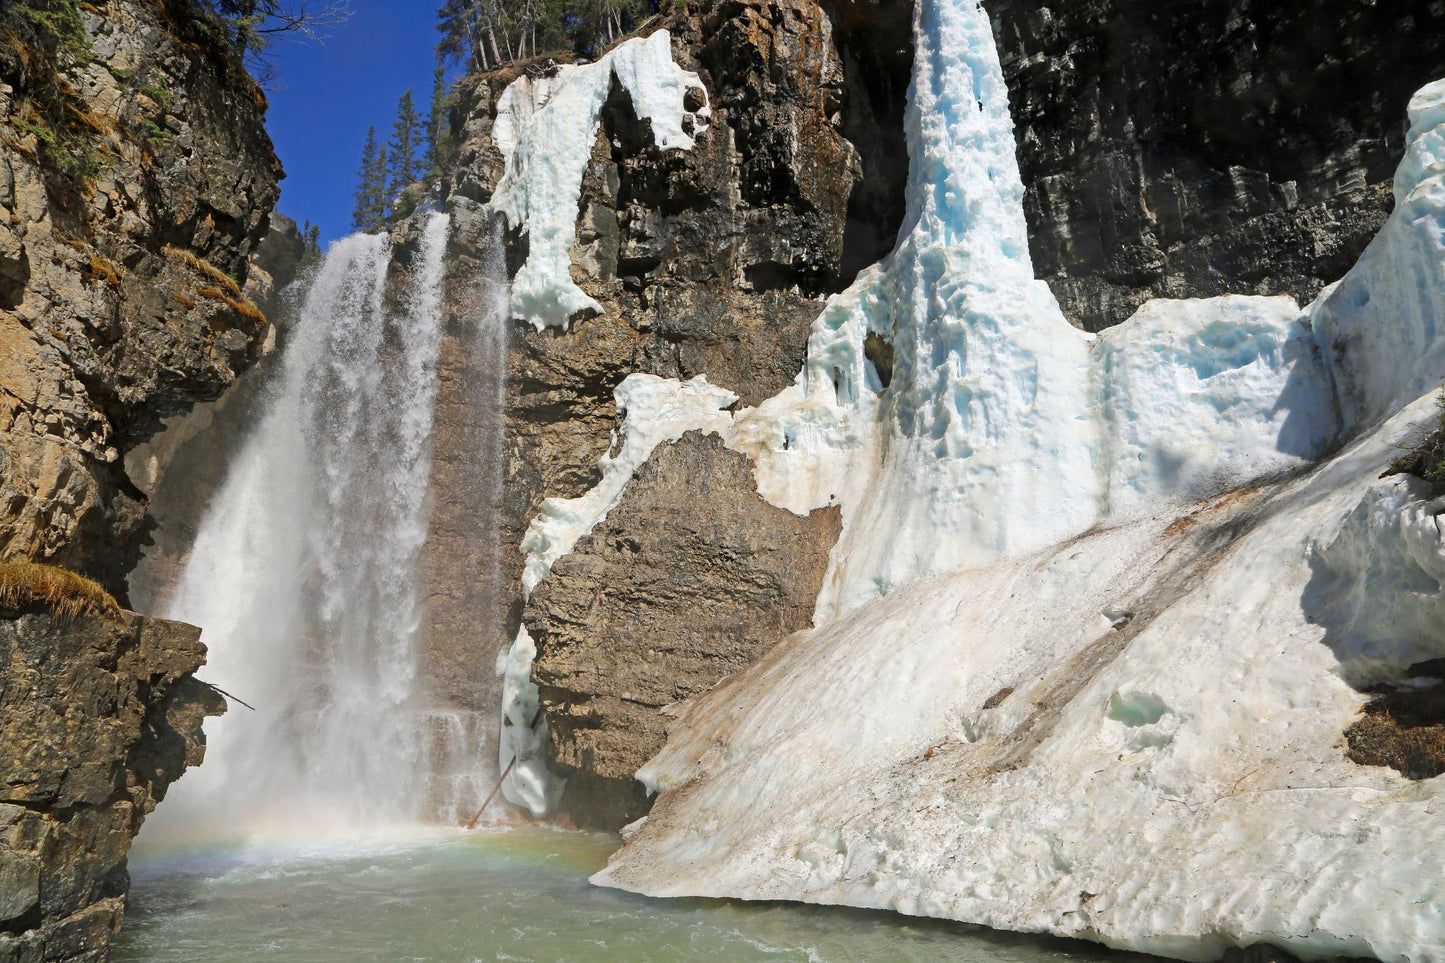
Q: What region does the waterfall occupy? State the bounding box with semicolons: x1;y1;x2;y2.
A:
152;213;460;836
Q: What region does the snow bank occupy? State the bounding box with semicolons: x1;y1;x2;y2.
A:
492;31;709;329
596;396;1445;961
1094;295;1337;522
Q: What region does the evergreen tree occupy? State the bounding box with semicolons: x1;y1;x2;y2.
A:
426;64;451;183
387;90;426;194
350;126;388;232
300;220;322;264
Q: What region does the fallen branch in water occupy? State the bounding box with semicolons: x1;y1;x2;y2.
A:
465;706;544;829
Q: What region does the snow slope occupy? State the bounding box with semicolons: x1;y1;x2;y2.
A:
596;396;1445;961
585;0;1445;957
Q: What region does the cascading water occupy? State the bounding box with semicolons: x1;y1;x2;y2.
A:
152;213;462;836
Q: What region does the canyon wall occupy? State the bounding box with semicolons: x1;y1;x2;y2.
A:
0;2;279;957
0;0;282;599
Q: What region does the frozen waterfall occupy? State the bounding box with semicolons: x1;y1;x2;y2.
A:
594;0;1445;958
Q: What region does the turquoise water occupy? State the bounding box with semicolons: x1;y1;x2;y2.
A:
114;827;1150;963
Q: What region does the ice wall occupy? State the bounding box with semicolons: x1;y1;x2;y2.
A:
492;30;709;329
1310;79;1445;430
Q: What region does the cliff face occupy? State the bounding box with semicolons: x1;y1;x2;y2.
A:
442;0;880;822
0;605;224;963
0;0;282;597
527;432;840;826
0;2;277;957
989;0;1445;331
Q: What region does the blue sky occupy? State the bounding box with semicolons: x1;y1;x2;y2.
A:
260;2;449;242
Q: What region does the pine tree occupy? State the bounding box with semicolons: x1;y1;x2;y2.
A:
298;219;323;266
426;64;451;183
387;90;426;195
350;126;389;232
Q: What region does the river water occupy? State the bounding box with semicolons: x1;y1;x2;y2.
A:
114;828;1151;962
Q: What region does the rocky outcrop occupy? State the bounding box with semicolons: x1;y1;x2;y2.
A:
527;432;841;826
0;0;282;597
989;0;1445;331
441;0;882;822
0;605;223;963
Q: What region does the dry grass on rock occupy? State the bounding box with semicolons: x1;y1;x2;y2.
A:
0;560;123;620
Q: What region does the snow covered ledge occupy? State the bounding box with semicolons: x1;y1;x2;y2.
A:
491;31;710;329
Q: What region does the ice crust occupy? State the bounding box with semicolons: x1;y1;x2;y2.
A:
578;0;1445;956
492;30;708;329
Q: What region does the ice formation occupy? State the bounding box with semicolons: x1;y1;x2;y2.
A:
582;0;1445;956
492;30;709;329
1310;78;1445;431
713;0;1341;620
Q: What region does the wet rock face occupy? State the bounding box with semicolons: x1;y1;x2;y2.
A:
527;432;841;827
0;606;223;963
989;0;1445;332
0;0;281;597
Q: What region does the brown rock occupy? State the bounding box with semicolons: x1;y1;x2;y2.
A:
0;606;224;962
526;432;840;826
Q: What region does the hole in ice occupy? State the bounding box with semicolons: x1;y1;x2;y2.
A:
863;332;894;388
1106;690;1171;727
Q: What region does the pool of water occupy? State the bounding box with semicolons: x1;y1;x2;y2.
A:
115;827;1150;962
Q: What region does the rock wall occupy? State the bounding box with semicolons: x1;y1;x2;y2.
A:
441;0;883;823
0;0;282;597
0;605;223;963
527;432;840;827
989;0;1445;331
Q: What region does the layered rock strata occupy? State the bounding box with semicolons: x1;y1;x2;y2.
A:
0;0;282;597
0;605;223;963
